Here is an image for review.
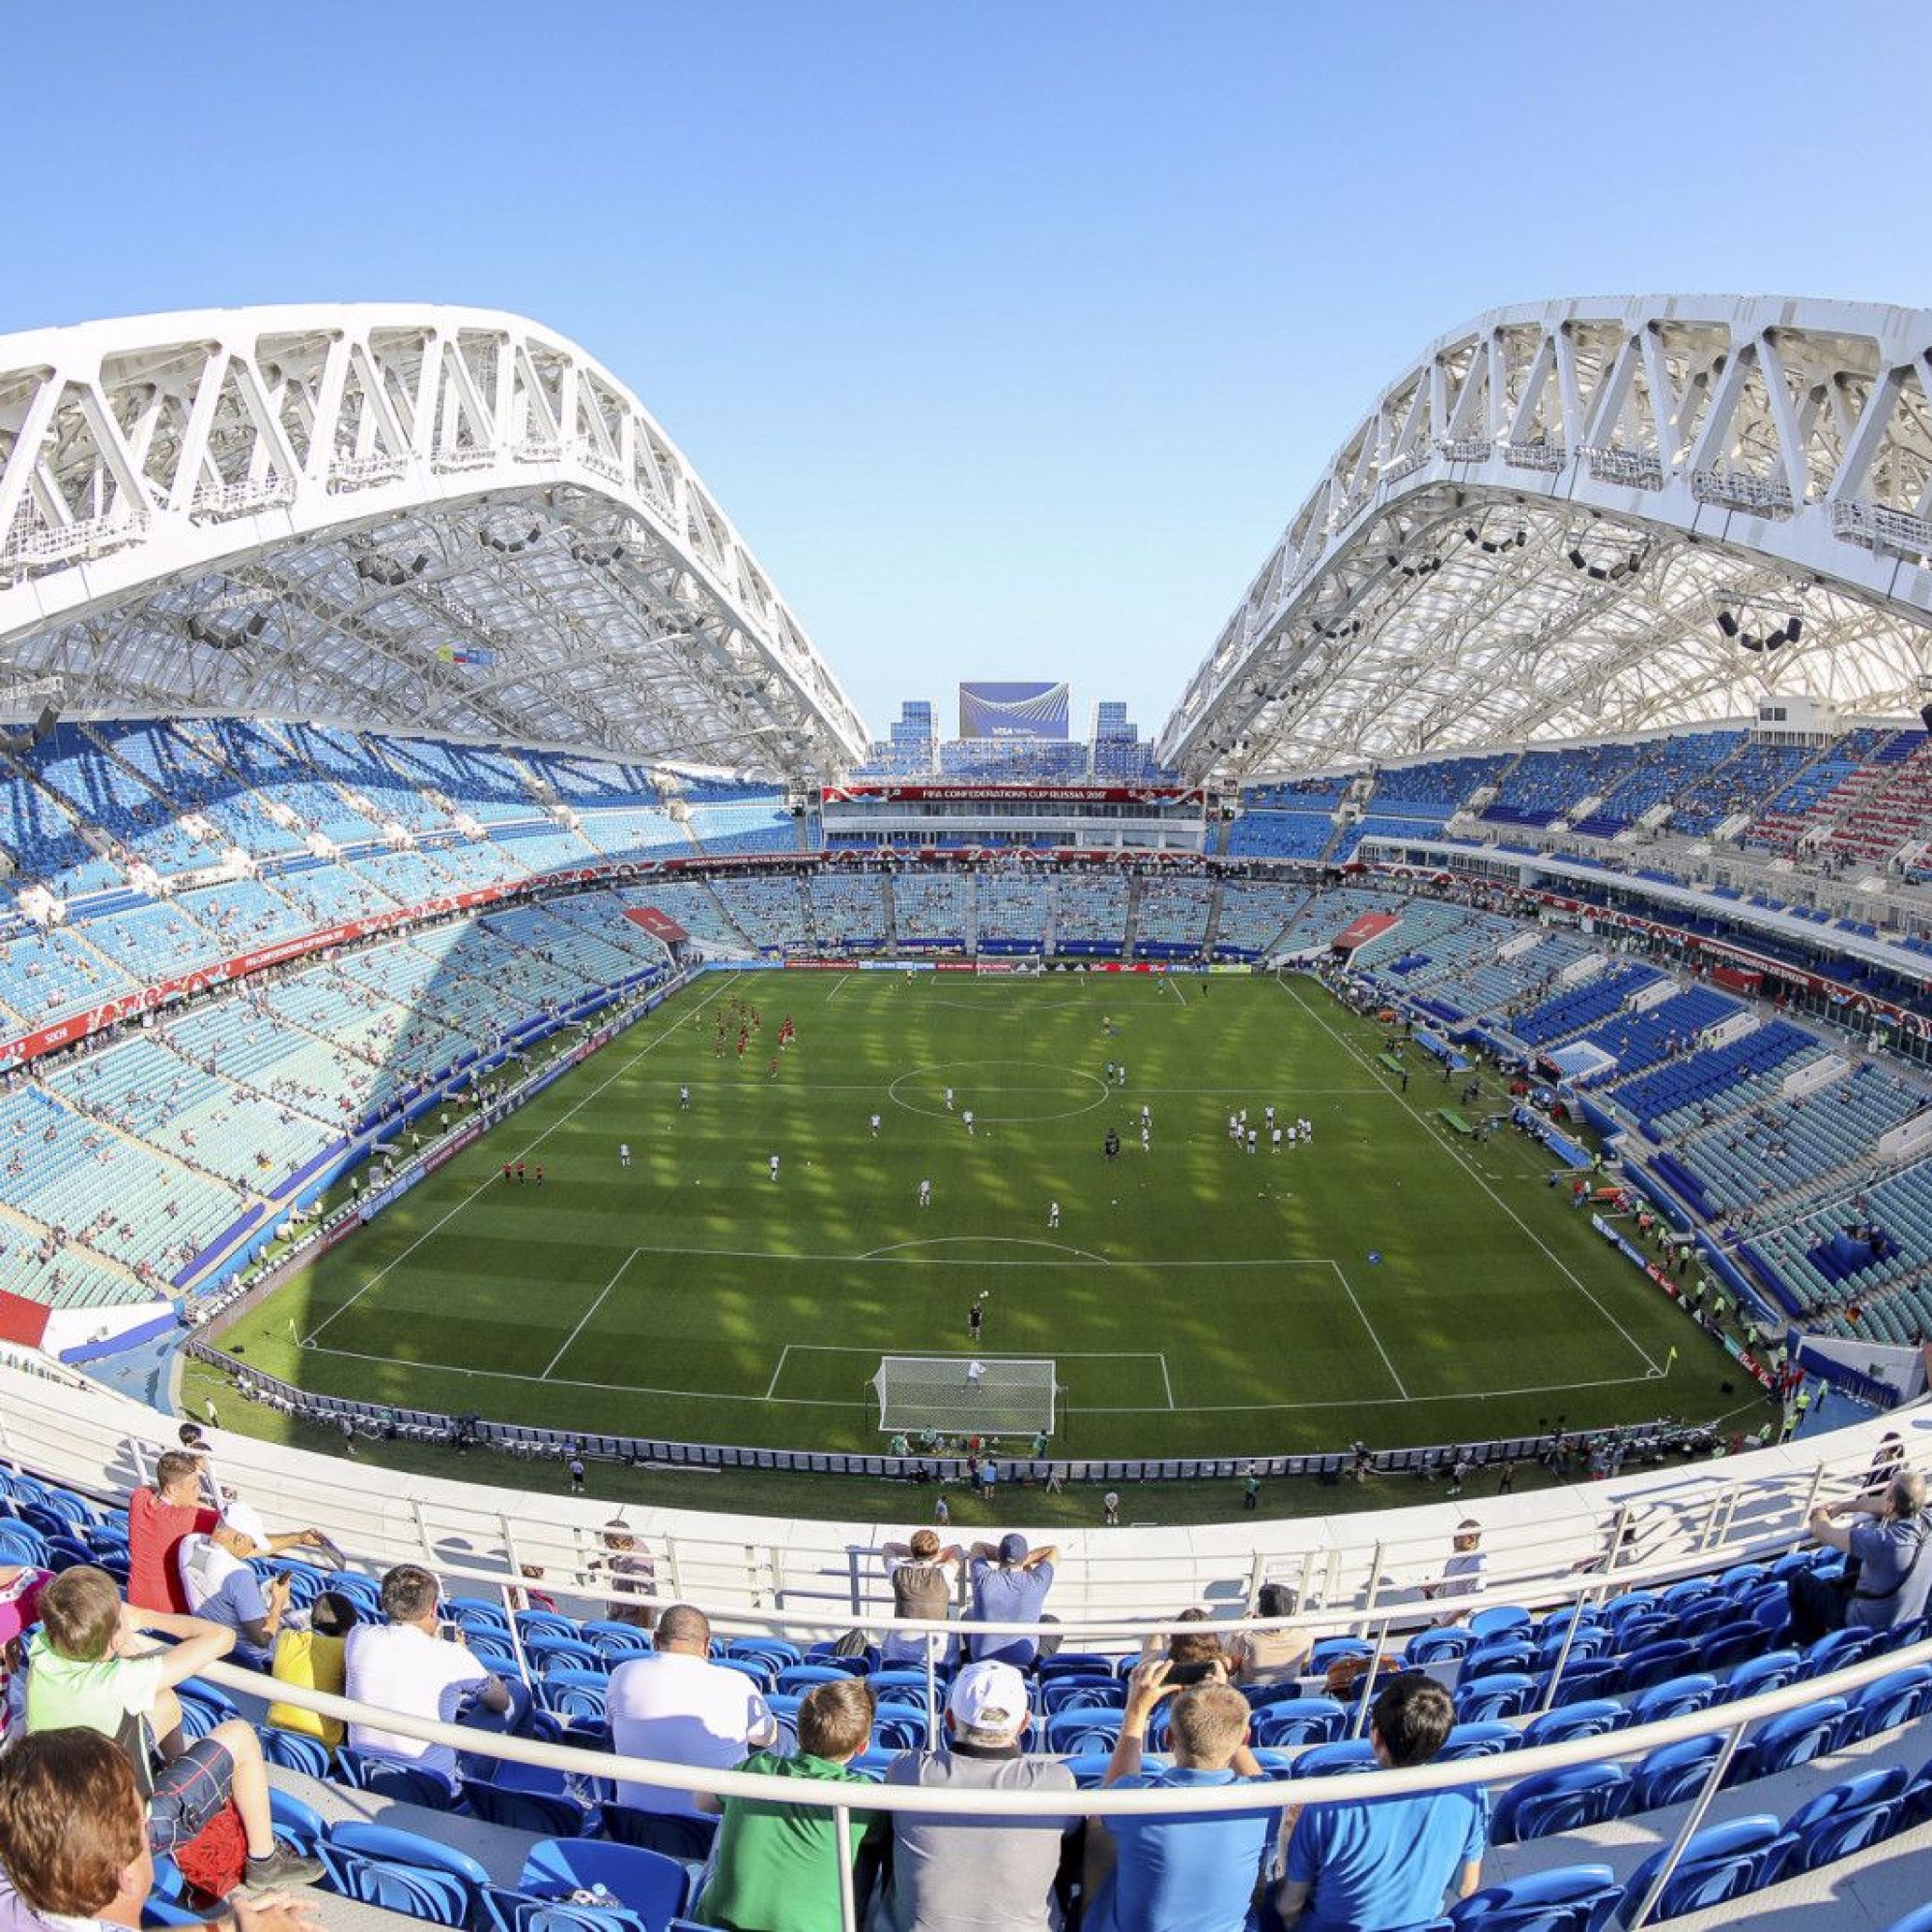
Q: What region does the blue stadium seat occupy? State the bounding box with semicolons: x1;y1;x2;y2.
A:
1520;1701;1627;1749
1850;1664;1932;1739
1726;1696;1850;1784
1615;1639;1697;1693
1290;1741;1378;1779
268;1787;327;1858
1455;1672;1539;1723
1629;1673;1719;1726
1629;1736;1726;1813
1721;1649;1802;1703
1435;1722;1521;1763
258;1726;332;1778
519;1839;692;1932
1491;1764;1631;1846
1045;1711;1122;1755
1881;1906;1932;1932
464;1779;592;1837
1780;1766;1908;1876
320;1824;490;1928
1616;1816;1793;1924
1039;1678;1122;1716
1449;1864;1621;1932
1402;1628;1476;1667
1547;1659;1624;1706
334;1748;462;1810
599;1809;718;1862
1251;1700;1345;1749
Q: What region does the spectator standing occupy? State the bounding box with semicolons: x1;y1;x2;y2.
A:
871;1661;1077;1932
1275;1675;1486;1929
966;1536;1057;1667
592;1521;658;1630
343;1566;520;1783
606;1605;778;1816
1086;1661;1274;1932
1419;1520;1488;1620
694;1679;880;1932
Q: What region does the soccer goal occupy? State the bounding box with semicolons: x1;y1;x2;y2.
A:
873;1355;1059;1436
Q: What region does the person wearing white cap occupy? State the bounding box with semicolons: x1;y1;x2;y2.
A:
871;1658;1076;1932
175;1503;288;1671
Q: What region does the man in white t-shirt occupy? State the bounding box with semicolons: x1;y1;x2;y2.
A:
343;1564;515;1781
606;1604;777;1815
176;1503;288;1672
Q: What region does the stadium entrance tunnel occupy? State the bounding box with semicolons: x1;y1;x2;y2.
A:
888;1060;1112;1122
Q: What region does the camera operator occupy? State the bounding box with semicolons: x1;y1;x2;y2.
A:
1789;1468;1932;1647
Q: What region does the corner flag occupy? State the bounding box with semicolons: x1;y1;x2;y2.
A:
1666;1345;1678;1369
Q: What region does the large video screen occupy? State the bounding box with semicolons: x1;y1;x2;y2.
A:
958;680;1069;739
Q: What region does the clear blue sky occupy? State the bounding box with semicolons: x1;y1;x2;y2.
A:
9;2;1928;745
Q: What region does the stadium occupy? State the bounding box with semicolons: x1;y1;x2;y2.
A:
5;293;1932;1929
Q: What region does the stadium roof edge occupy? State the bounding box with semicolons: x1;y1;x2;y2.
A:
0;302;868;777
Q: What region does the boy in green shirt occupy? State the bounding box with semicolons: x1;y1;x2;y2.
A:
696;1677;880;1932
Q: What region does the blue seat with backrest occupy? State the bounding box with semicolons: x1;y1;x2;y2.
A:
1726;1695;1850;1784
1436;1722;1520;1763
1629;1735;1726;1813
1491;1764;1631;1846
1403;1627;1475;1667
1800;1627;1875;1678
1456;1673;1539;1723
1449;1862;1621;1932
1290;1741;1378;1779
1468;1605;1532;1639
519;1839;691;1932
1045;1710;1122;1755
581;1621;653;1660
1722;1649;1801;1703
1252;1700;1344;1748
1548;1659;1623;1706
1458;1639;1535;1683
1630;1673;1719;1726
1780;1765;1908;1875
1615;1639;1696;1693
334;1748;462;1810
776;1662;859;1695
539;1670;611;1723
320;1823;490;1928
599;1809;718;1862
1616;1815;1792;1924
465;1778;593;1837
1521;1701;1627;1749
1881;1905;1932;1932
1039;1677;1122;1716
1851;1664;1932;1739
258;1726;332;1778
269;1788;327;1858
1696;1623;1766;1674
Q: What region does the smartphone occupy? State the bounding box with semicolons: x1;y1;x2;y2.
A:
437;1620;463;1642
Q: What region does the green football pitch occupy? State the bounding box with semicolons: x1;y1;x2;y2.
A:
212;969;1724;1458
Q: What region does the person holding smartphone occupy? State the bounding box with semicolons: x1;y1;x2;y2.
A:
343;1567;518;1785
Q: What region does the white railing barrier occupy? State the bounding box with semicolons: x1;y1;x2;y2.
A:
204;1632;1932;1932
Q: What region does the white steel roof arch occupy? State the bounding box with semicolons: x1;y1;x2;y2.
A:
1159;295;1932;782
0;305;867;777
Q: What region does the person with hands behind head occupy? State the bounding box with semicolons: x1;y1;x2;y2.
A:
1789;1469;1932;1645
0;1726;323;1932
1084;1656;1275;1932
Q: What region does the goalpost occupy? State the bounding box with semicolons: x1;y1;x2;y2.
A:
873;1356;1059;1437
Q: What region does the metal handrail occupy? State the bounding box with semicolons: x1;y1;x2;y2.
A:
200;1629;1932;1932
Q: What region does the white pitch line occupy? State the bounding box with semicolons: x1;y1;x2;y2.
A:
543;1249;637;1379
1165;977;1189;1008
1282;972;1662;1377
825;974;852;1004
1328;1261;1410;1400
1159;1353;1176;1408
765;1344;793;1401
302;972;735;1346
1080;1367;1667;1414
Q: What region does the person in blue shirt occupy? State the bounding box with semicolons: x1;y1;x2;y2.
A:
966;1535;1056;1666
1087;1658;1276;1932
1275;1674;1486;1932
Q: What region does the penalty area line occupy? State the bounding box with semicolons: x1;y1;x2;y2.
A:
542;1249;638;1379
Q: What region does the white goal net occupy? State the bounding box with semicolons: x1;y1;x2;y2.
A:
873;1355;1059;1436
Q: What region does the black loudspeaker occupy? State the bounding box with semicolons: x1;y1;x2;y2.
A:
30;704;58;742
1918;703;1932;736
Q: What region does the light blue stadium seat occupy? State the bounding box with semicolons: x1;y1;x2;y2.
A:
520;1838;692;1932
320;1823;490;1928
1629;1673;1719;1726
1252;1700;1345;1749
1780;1765;1908;1876
1449;1863;1621;1932
1520;1701;1627;1749
1290;1741;1378;1779
1491;1764;1631;1846
1629;1735;1726;1813
1455;1672;1539;1723
1726;1696;1850;1784
1618;1816;1794;1924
